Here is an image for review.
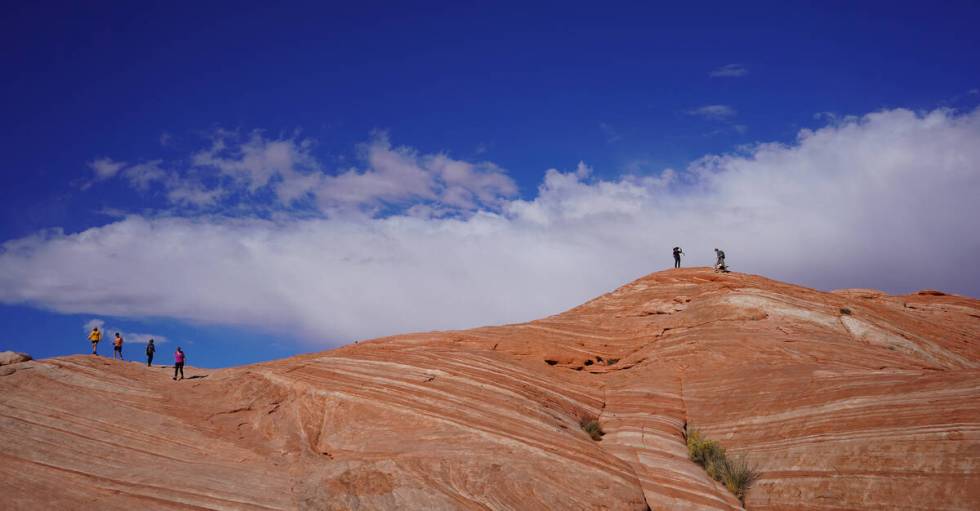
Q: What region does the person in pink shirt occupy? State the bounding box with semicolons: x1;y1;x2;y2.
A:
173;347;185;380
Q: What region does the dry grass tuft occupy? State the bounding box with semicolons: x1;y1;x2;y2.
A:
685;424;759;504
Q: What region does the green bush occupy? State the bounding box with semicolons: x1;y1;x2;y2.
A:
685;425;759;504
580;416;605;441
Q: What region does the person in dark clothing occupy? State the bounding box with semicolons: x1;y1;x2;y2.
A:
173;347;185;380
673;247;684;268
714;248;727;272
146;339;156;367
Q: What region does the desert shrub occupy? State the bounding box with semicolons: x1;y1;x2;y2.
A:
685;425;759;504
686;427;726;472
580;416;605;441
840;307;852;315
720;455;759;502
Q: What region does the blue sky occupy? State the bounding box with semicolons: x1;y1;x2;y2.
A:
2;1;979;367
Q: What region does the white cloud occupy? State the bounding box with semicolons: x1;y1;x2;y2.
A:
88;158;126;180
428;154;516;209
313;133;517;213
165;180;224;207
92;159;224;207
83;319;166;344
118;332;168;345
123;161;168;191
90;130;517;216
312;134;438;211
84;318;104;331
710;64;748;77
192;130;320;193
688;104;737;120
3;108;980;346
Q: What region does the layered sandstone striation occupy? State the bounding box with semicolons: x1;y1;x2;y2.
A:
1;268;978;510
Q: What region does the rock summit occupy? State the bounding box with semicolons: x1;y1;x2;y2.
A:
1;268;978;510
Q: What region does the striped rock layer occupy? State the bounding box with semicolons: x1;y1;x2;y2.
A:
1;268;978;510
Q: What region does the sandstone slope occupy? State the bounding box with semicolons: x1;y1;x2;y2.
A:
1;268;978;510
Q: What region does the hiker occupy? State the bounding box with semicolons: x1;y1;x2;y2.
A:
714;248;727;272
173;347;185;380
146;339;156;367
673;246;684;268
112;332;124;360
88;327;102;355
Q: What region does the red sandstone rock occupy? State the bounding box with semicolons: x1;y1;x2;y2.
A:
0;268;977;510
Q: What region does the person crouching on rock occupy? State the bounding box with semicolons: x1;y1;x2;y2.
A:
146;339;155;367
112;332;124;360
173;347;185;380
714;248;727;272
88;327;102;355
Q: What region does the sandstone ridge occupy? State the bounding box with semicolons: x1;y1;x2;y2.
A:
1;268;978;510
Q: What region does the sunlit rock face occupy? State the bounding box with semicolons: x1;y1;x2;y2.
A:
1;268;977;510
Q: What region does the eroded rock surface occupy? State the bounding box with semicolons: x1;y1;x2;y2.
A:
1;268;978;510
0;350;31;366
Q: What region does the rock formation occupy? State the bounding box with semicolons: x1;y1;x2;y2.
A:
0;351;32;376
1;268;977;510
0;350;32;366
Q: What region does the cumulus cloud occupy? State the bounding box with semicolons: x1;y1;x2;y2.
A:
192;130;320;193
688;104;737;120
710;64;748;77
313;133;517;214
3;108;979;346
88;130;517;216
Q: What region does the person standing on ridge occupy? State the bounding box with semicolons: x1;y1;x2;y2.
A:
146;339;156;367
112;332;124;360
173;347;185;380
673;247;684;268
88;327;102;355
714;248;727;272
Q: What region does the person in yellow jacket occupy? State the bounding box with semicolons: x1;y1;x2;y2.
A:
88;327;102;355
